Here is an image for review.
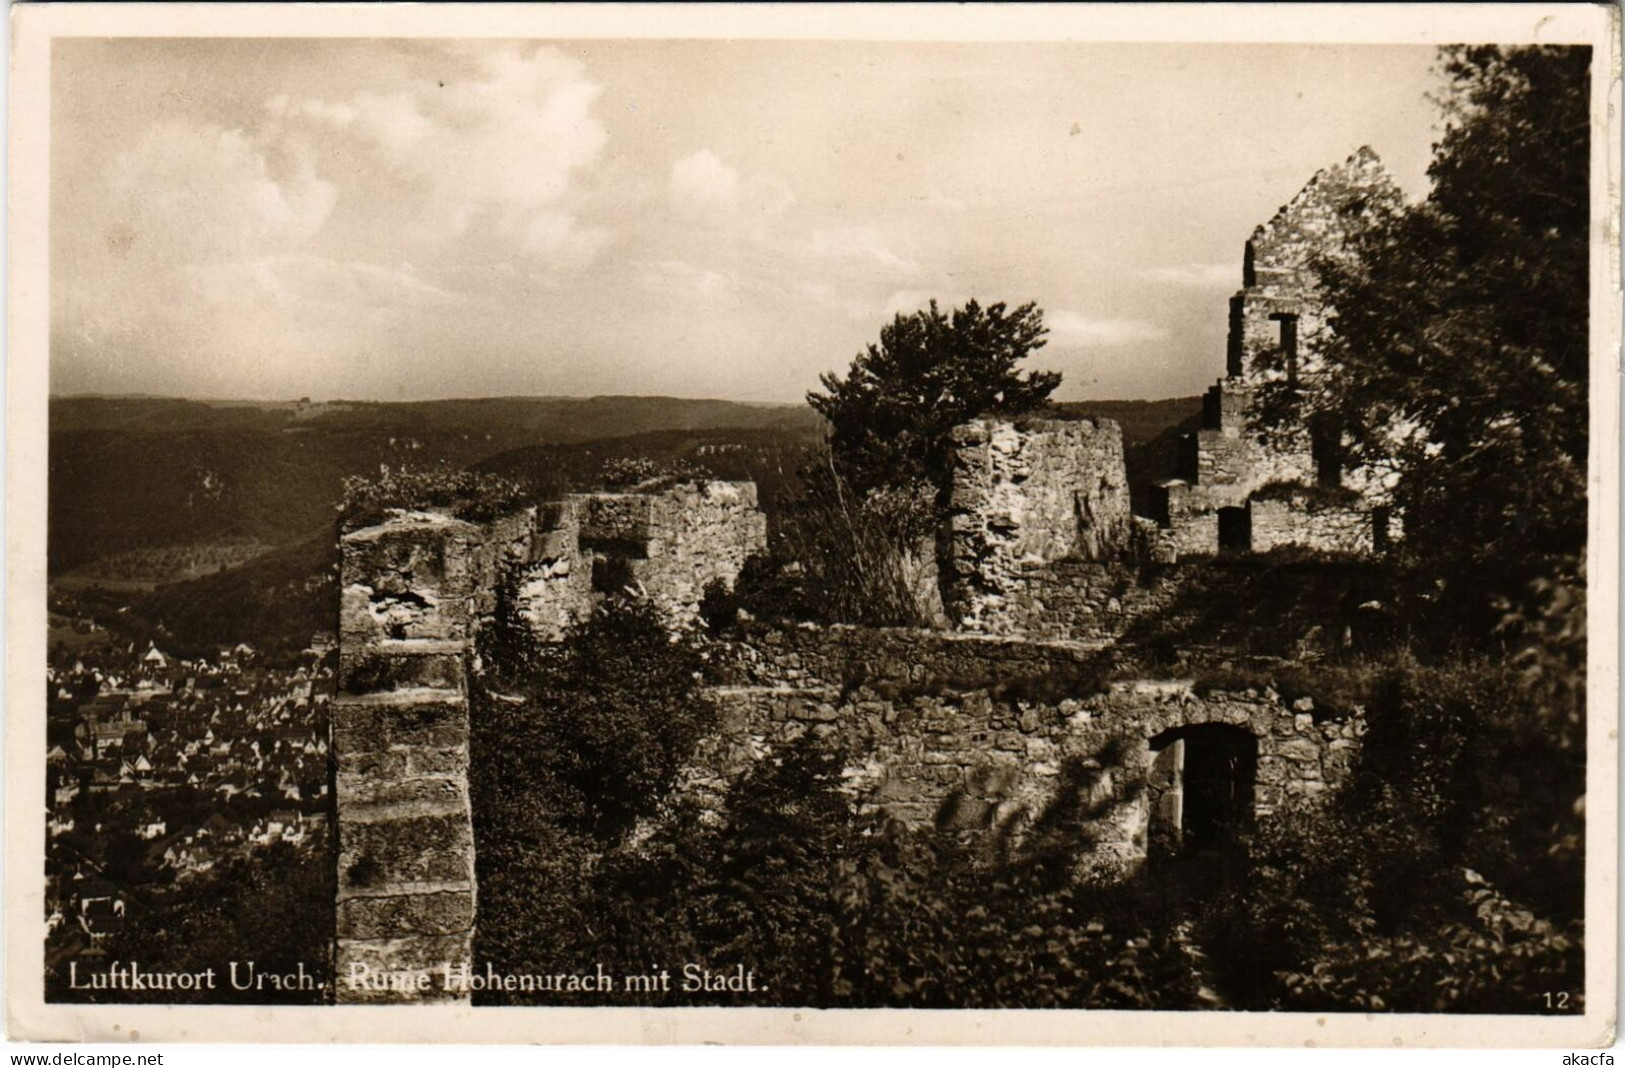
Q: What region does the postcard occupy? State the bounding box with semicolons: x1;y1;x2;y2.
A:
7;1;1618;1047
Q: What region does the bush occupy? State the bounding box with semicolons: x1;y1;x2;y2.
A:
1194;655;1585;1012
807;299;1060;496
772;457;936;626
599;456;710;491
338;464;528;532
474;594;714;842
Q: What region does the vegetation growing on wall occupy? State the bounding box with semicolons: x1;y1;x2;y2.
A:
469;578;1584;1013
338;464;530;532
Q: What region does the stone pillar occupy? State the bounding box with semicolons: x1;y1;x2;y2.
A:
333;512;484;1003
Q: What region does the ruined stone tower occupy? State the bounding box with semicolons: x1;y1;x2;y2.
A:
940;416;1137;637
1151;147;1402;557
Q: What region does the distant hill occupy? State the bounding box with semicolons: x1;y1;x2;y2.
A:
48;395;817;576
1054;396;1202;448
50;393;1199;653
1057;397;1203;507
137;533;338;657
472;426;825;515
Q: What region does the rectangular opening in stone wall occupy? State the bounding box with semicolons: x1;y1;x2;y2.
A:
1218;506;1251;553
1178;432;1200;483
591;553;636;594
1226;295;1246;379
1181;725;1258;852
1148;483;1174;527
1372;506;1392;554
1269;312;1299;384
1148;724;1258;860
1311;422;1344;488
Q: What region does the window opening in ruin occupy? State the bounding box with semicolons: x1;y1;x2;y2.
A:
1372;506;1392;554
1269;312;1299;384
1217;506;1250;553
1311;422;1343;488
1147;724;1258;859
591;553;636;594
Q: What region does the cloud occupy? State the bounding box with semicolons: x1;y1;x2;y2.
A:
521;210;612;268
879;289;961;318
104;118;337;264
1138;262;1238;287
794;281;875;320
281;44;609;263
635;258;740;300
670;149;741;213
798;226;919;277
1046;309;1168;347
179;255;468;313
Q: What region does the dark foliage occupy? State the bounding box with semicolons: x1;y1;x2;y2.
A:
47;841;334;1005
807;299;1060;497
697;577;738;634
473;594;715;842
472;728;1202;1009
1197;656;1584;1013
1252;45;1590;614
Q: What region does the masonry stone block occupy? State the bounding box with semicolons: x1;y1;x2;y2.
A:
337;890;476;941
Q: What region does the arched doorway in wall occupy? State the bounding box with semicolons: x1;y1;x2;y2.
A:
1146;723;1259;861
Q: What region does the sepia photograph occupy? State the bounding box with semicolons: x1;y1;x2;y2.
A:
6;1;1618;1048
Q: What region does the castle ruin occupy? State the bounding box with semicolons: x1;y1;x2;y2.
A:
1150;147;1401;558
330;151;1396;1001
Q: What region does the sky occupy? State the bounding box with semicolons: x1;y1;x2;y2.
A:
50;39;1442;403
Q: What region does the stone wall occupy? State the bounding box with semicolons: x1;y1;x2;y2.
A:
1249;494;1378;555
1233;146;1402;389
697;627;1362;864
334;509;534;1003
979;559;1183;642
521;480;767;638
942;417;1133;635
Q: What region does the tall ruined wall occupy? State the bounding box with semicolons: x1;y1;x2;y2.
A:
1232;146;1402;389
1149;149;1402;560
334;509;533;1003
698;627;1361;864
943;417;1133;635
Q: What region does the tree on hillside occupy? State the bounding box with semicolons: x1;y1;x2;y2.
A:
807;299;1060;496
1254;45;1590;608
